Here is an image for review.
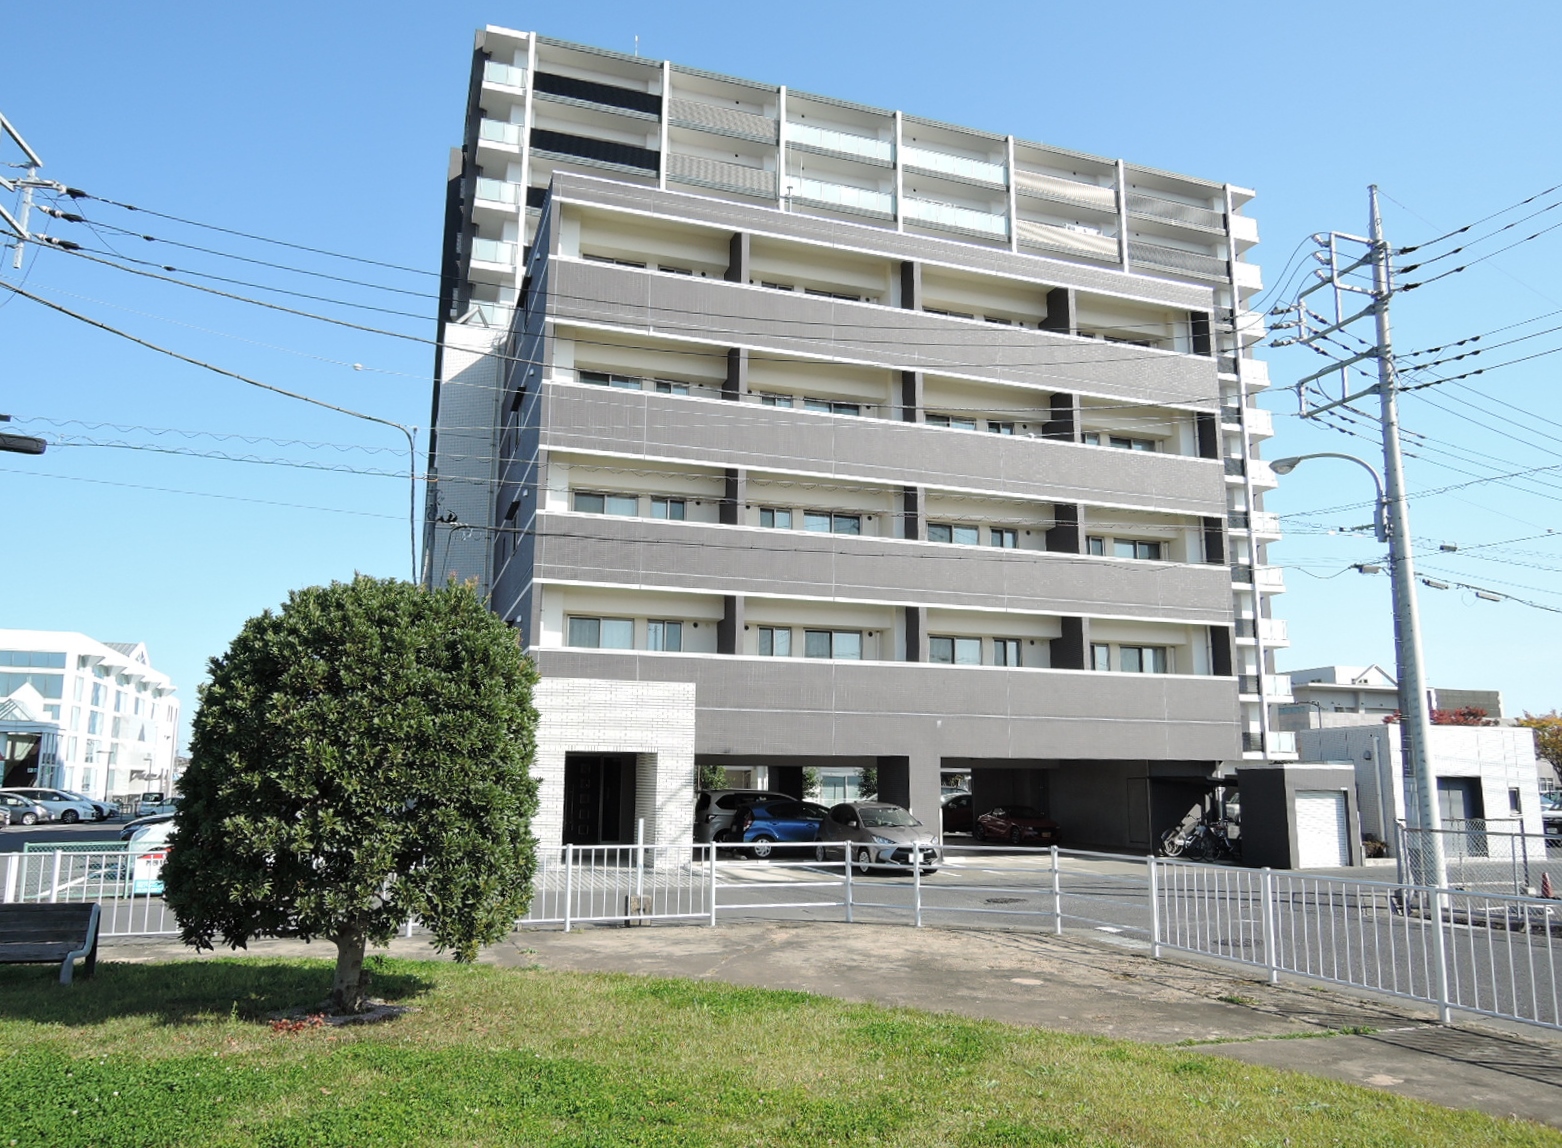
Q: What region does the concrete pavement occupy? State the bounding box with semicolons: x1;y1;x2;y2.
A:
102;919;1562;1129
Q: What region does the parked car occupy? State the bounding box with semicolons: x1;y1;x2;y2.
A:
135;791;178;818
694;789;791;844
4;787;99;824
817;801;940;873
0;791;51;825
0;806;10;828
940;791;975;835
1542;792;1562;849
720;798;830;858
56;790;116;820
974;805;1059;847
119;813;175;845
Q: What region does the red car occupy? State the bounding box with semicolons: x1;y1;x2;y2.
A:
974;805;1059;846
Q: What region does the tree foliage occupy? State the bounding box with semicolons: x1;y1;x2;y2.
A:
162;576;539;1010
857;765;879;801
1381;707;1496;726
696;763;727;792
801;767;821;800
1520;711;1562;771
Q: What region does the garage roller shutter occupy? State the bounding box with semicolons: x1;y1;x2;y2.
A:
1295;790;1349;868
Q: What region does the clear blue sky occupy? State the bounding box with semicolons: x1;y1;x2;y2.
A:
2;1;1559;747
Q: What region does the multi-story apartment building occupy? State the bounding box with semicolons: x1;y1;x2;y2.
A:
425;28;1293;850
0;630;181;803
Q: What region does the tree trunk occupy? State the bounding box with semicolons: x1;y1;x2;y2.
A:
331;930;367;1013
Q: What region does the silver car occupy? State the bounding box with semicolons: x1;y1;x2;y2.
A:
817;801;940;874
693;789;791;844
8;788;100;824
0;791;51;826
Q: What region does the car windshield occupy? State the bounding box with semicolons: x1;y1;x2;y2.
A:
1003;806;1042;818
1543;793;1562;811
860;807;918;828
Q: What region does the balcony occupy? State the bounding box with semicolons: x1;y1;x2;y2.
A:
903;198;1008;239
901;146;1005;186
469;237;517;267
478;119;522;148
1127;240;1227;282
532;648;1243;761
783;177;893;218
482;60;526;90
1013;169;1118;213
1126;191;1224;232
1249;459;1278;488
668;98;777;144
786;123;893;164
1015;219;1119;262
1253;565;1285;592
1237;674;1293;701
1233;617;1288;645
474;177;520;208
1220;405;1273;438
1250;511;1281;537
669;153;777;200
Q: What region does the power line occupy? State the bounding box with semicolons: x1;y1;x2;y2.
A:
0;465;401;520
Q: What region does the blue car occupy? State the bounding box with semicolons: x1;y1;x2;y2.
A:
723;799;830;858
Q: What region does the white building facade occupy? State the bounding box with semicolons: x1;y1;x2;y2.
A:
0;630;181;803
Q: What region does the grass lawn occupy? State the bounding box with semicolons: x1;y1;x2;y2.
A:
0;956;1556;1147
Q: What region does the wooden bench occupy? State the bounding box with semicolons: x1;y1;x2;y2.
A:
0;903;101;983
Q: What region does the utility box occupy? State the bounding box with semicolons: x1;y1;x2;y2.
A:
1236;763;1363;870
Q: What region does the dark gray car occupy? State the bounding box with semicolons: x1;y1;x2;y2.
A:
817;801;940;873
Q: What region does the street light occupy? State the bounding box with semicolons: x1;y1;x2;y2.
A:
1272;450;1446;889
0;414;45;456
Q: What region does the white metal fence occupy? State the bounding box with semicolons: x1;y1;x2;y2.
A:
1;848;178;936
1398;820;1560;896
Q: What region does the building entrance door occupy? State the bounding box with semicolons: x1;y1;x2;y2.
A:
1437;777;1487;857
562;753;637;845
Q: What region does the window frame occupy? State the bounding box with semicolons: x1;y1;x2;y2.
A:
650;497;686;521
804;629;863;660
757;626;792;657
567;615;635;650
646;620;684;652
929;635;982;665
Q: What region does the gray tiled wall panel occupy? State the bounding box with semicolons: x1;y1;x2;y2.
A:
531;649;1241;760
548;172;1215;310
535;515;1232;621
549;261;1219;410
542;384;1226;515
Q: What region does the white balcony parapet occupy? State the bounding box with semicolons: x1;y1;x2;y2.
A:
1248;458;1278;487
469;237;516;266
1268;730;1297;754
483;60;527;89
1253;565;1285;592
784;177;893;217
1015;219;1119;260
787;122;892;163
901;145;1005;185
474;177;519;206
1250;510;1281;536
479;119;523;147
1259;617;1288;644
903;197;1008;238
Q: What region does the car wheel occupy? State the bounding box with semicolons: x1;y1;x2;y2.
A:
972;822;984;842
752;835;776;860
21;813;37;826
1010;827;1023;846
854;847;874;876
61;810;80;825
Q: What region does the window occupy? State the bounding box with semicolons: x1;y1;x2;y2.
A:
925;413;977;431
1120;646;1169;674
804;511;861;535
759;507;793;529
923;306;975;319
653;380;690;395
1091;643;1111;672
990;528;1018;549
760;280;795;291
578;370;646;391
805;630;862;659
994;639;1022;667
90;682;105;707
646;621;683;652
803;398;861;416
983;316;1014;326
759;393;794;408
574;491;638;516
930;636;981;665
73;677;83;702
1510;788;1523;815
1105;435;1156;451
1087;536;1105;556
1113;539;1163;561
805;287;862;302
927;523;978;545
567;616;635;649
987;421;1015;435
583;254;647;269
650;498;686;520
88;711;103;735
114;692;125;713
758;627;792;656
0;651;66;668
70;706;81;731
658;265;694;276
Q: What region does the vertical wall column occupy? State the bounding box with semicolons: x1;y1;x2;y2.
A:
899;260;921;310
1209;625;1234;677
718;595;746;655
725;347;749;401
721;467;747;525
1195;412;1220;459
900;485;922;540
903;605;929;663
1041;286;1075;335
1051;615;1090;670
899;370;923;423
725;231;750;283
1042;392;1078;441
1201;516;1226;564
1114;159;1131;272
1046;504;1082;553
1190;310;1213;356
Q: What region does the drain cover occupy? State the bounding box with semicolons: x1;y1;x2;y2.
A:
985;896;1026;904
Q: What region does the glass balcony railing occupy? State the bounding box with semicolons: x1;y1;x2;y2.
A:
902;198;1008;238
483;60;526;89
474;177;519;206
786;122;893;163
469;237;516;266
901;145;1005;185
784;177;894;216
479;119;523;147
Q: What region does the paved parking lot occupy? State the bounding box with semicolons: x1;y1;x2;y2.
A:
0;817;127;853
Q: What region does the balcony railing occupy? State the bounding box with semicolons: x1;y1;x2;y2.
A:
1234;618;1288;643
479;119;523;147
1126;190;1224;231
901;145;1006;185
784;177;893;217
474;177;519;206
1012;169;1118;212
469;237;517;266
1238;675;1293;700
1015;219;1120;261
1250;511;1281;535
483;60;526;89
1253;566;1285;591
786;122;893;163
1127;239;1228;281
1223;457;1246;477
903;198;1008;238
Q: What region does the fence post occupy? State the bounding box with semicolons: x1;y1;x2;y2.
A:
1147;855;1162;959
0;853;17;904
1051;845;1062;935
49;850;61;904
562;844;574;933
1260;867;1279;985
844;846;854;924
1431;883;1453;1024
705;844;716;926
912;842;923;928
635;818;646;904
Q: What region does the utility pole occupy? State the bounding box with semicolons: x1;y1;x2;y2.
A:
0;112;55;269
1275;187;1447;889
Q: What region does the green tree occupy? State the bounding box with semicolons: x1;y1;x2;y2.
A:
857;765;878;801
163;576;539;1012
1520;711;1562;773
697;763;727;791
801;767;821;800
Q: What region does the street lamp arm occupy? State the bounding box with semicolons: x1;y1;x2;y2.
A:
1270;451;1387;542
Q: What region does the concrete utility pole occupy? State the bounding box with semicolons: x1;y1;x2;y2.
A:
0;111;54;269
1274;187;1447;890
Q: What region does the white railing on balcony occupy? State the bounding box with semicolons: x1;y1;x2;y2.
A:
479;119;523;147
469;237;517;266
1012;169;1119;212
1014;218;1119;260
903;198;1008;238
1267;730;1297;753
1253;565;1286;592
1259;617;1288;643
1249;458;1278;486
1250;510;1281;535
474;177;519;206
483;60;527;89
784;177;894;217
901;145;1005;185
786;122;893;163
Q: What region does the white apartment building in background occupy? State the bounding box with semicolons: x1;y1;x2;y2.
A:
0;630;180;803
